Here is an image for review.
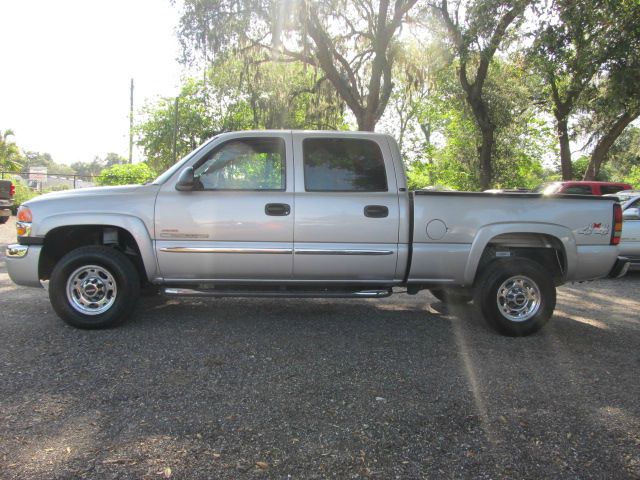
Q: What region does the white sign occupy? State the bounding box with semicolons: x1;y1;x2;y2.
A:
29;167;47;181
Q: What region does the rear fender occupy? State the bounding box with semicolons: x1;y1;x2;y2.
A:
464;223;575;285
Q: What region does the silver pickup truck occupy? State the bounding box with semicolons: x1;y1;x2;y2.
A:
6;131;629;335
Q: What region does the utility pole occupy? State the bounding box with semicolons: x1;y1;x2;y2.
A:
172;97;179;164
129;78;134;164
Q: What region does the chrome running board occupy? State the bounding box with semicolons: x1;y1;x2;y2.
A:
161;287;392;299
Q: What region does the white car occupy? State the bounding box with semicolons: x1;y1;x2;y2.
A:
621;196;640;270
605;189;640;202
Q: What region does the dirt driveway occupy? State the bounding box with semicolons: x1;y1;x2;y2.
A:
1;216;639;479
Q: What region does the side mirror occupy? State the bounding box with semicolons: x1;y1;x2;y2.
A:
175;167;195;191
623;207;640;221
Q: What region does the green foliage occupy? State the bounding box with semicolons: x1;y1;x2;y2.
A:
96;163;156;186
606;127;640;182
0;129;23;172
570;156;604;181
11;178;38;208
23;151;76;175
136;58;346;173
178;0;416;130
71;153;125;178
402;58;554;191
625;165;640;187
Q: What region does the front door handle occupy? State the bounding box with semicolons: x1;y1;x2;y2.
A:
364;205;389;218
265;203;291;216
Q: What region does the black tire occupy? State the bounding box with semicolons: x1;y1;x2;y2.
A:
473;258;556;336
0;216;8;225
429;288;473;305
49;246;140;329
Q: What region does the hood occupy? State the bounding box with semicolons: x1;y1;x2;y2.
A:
25;184;144;205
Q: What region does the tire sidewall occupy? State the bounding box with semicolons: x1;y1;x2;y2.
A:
475;258;556;336
49;246;140;329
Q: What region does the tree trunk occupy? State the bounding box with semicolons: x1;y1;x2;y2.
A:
555;115;572;180
478;126;495;191
357;110;377;131
583;110;638;180
466;90;495;190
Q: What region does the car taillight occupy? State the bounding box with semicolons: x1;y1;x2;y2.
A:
9;184;15;196
611;203;622;245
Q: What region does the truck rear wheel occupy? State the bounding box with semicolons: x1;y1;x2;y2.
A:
49;246;140;329
429;288;473;305
474;258;555;336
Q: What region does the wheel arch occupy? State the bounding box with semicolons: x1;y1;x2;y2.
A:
37;214;157;283
464;223;576;286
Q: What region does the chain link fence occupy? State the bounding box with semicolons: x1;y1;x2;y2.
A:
1;171;98;191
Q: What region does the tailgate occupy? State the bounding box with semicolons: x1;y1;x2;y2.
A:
0;180;12;201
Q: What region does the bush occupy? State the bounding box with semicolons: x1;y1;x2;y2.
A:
96;163;156;186
11;179;38;212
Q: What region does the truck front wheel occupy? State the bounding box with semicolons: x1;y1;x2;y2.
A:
474;258;555;336
49;246;140;329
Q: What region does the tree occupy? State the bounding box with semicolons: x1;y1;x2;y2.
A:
177;0;419;131
402;57;552;191
604;127;640;183
431;0;531;189
0;129;23;172
23;151;76;175
377;39;451;159
71;153;125;179
530;0;638;180
137;58;346;172
580;1;640;180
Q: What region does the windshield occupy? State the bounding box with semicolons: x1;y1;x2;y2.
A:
151;136;218;185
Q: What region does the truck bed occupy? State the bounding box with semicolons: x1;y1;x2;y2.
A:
408;190;618;286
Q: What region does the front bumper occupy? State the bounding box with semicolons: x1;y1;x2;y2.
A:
608;256;630;279
6;244;43;287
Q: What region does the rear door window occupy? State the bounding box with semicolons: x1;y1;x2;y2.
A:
303;138;387;192
563;185;593;195
601;185;626;195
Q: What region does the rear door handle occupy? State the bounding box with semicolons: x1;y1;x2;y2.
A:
364;205;389;218
265;203;291;216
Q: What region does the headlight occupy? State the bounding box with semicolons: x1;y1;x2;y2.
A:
16;206;32;236
17;206;32;222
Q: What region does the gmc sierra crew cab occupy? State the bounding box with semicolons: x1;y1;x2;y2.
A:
6;131;629;335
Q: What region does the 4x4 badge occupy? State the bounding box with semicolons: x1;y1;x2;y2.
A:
578;223;610;235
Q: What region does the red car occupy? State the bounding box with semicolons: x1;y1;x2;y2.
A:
535;181;632;196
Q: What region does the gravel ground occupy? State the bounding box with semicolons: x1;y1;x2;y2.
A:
0;216;639;479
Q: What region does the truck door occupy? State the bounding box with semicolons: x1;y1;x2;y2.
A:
154;132;294;281
620;197;640;264
292;133;400;282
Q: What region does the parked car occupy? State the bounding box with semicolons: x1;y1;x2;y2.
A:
535;181;632;196
604;189;640;203
0;179;14;224
621;195;640;270
6;131;629;336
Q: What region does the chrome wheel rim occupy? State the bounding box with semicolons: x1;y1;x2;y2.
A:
66;265;117;315
496;275;541;322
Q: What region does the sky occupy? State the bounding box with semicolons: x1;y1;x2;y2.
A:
0;0;184;165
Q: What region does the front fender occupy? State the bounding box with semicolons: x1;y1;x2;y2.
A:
36;213;159;282
463;222;576;285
